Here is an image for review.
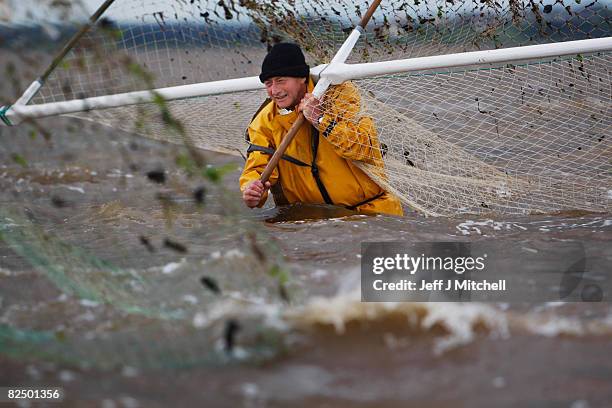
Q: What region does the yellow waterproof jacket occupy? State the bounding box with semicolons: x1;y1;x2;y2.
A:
240;78;403;216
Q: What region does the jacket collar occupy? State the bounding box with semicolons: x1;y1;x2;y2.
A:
274;76;314;132
275;76;314;115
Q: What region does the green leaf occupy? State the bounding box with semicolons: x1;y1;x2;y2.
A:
109;28;124;40
203;163;238;182
11;153;28;167
269;264;289;285
175;153;196;175
127;62;154;86
54;330;66;342
204;167;220;182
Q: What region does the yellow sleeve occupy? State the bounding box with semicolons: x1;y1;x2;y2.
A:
319;82;381;164
239;113;279;207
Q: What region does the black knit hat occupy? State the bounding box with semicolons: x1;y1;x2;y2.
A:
259;43;309;83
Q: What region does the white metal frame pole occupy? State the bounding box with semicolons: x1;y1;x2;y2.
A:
4;76;265;125
322;37;612;84
2;36;611;126
14;0;119;108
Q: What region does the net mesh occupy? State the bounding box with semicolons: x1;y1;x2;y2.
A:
29;0;612;216
2;0;611;373
0;202;292;368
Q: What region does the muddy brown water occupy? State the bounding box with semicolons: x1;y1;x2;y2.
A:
1;46;611;407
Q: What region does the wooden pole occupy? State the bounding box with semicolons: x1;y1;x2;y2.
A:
259;0;383;184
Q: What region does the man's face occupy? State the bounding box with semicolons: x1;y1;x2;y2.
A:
264;76;307;109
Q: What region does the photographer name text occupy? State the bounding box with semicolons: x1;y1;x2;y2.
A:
373;279;506;291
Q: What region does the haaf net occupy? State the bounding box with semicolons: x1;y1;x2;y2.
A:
1;0;610;371
27;0;611;216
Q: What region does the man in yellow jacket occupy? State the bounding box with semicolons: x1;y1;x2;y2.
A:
240;43;403;216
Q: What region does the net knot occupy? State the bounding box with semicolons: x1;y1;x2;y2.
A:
0;105;12;126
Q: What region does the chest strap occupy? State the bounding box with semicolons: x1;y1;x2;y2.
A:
346;191;385;210
310;127;333;205
246;143;310;167
246;126;334;206
322;118;338;138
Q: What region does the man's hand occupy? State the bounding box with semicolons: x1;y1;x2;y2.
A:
242;179;271;208
298;93;322;126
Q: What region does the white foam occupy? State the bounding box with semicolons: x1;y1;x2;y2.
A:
225;249;246;258
570;400;591;408
76;311;96;322
118;396;140;408
161;261;183;274
0;267;13;276
58;370;75;382
285;286;508;354
101;399;116;408
182;295;198;305
521;316;584;337
192;312;208;328
456;219;518;235
492;376;506;388
79;299;100;308
422;302;509;354
64;186;85;194
241;382;260;398
207;249;247;261
121;366;139;378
